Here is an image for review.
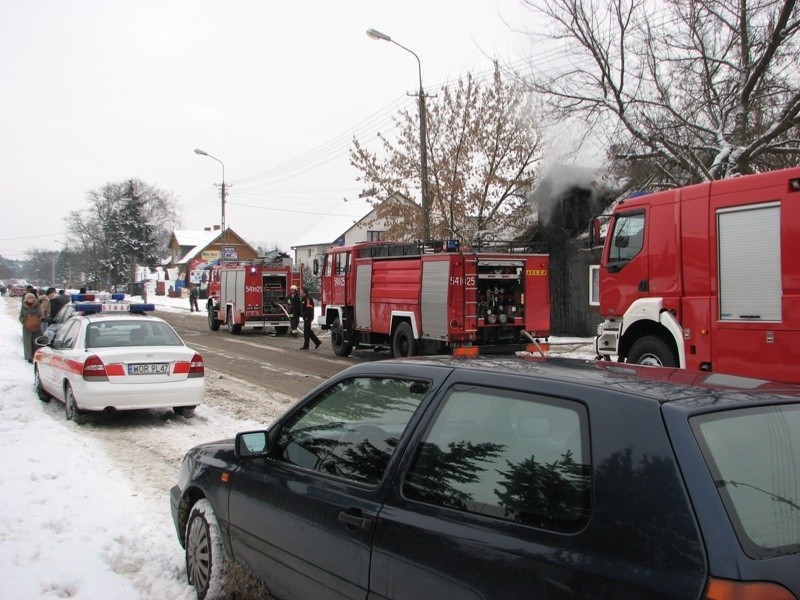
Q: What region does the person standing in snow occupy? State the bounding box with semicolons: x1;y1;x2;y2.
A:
19;292;41;363
288;285;301;337
37;289;51;335
189;284;200;312
299;287;321;350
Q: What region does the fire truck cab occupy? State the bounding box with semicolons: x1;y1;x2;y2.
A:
317;240;550;357
594;166;800;383
205;258;302;335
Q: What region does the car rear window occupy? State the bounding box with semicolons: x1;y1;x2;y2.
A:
85;320;182;348
691;404;800;558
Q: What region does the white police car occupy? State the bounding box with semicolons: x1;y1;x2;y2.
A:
34;299;204;423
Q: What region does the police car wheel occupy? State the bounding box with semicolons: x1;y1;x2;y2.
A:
65;385;85;425
174;406;196;418
34;367;50;403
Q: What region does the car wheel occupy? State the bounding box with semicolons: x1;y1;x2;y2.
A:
331;319;353;357
34;367;50;403
391;322;417;358
207;304;221;331
186;498;227;600
174;406;196;418
64;385;85;425
627;335;678;367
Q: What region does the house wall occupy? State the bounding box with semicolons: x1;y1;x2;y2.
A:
293;213;389;275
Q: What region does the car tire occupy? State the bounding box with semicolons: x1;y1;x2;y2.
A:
34;367;50;403
627;335;678;367
186;498;227;600
331;319;353;357
65;385;85;425
174;406;197;418
391;322;417;358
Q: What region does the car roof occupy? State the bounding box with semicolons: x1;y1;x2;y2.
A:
81;312;164;323
364;355;800;412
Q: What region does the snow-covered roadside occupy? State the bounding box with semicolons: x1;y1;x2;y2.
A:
0;299;195;599
0;294;297;600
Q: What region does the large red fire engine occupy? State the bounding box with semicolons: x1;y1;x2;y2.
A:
205;257;302;335
316;240;550;357
594;166;800;383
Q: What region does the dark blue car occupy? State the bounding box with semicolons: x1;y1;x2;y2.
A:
171;357;800;599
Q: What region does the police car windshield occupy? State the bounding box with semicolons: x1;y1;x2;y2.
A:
85;321;182;349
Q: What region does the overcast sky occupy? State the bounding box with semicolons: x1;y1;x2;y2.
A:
0;1;558;260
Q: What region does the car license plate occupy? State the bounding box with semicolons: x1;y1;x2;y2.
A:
128;363;170;375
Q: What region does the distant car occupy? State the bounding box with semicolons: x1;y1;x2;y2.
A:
171;357;800;600
34;300;204;423
10;284;27;297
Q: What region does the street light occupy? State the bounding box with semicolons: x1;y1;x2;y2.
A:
367;28;430;241
194;148;227;237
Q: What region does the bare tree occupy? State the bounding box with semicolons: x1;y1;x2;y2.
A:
522;0;800;186
351;64;544;241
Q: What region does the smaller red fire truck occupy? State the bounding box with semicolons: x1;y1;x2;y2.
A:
316;239;550;357
205;257;302;335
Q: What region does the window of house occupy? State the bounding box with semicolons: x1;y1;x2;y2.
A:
367;230;386;242
403;384;591;532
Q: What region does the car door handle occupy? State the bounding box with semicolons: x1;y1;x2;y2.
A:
338;509;371;530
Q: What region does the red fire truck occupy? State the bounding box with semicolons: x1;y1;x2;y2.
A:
594;166;800;383
316;240;550;357
205;257;302;335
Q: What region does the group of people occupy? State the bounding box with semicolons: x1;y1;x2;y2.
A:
18;286;69;363
288;285;321;350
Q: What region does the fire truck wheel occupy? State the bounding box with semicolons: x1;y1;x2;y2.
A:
391;322;417;358
627;335;678;367
331;319;353;357
274;326;289;336
226;311;242;335
207;305;221;331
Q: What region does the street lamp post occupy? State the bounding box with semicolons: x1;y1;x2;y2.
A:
367;28;430;241
194;148;227;238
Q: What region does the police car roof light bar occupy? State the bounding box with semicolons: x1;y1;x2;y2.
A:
74;302;154;314
70;293;126;303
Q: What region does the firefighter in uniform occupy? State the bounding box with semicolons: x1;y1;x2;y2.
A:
300;287;321;350
289;285;301;337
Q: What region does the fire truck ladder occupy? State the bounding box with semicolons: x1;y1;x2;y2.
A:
463;255;478;335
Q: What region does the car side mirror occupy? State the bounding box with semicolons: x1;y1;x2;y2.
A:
236;430;270;459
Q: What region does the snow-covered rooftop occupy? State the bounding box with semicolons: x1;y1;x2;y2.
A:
292;199;375;248
171;229;222;265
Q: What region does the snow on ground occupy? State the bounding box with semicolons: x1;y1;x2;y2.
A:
0;294;289;600
0;291;595;599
